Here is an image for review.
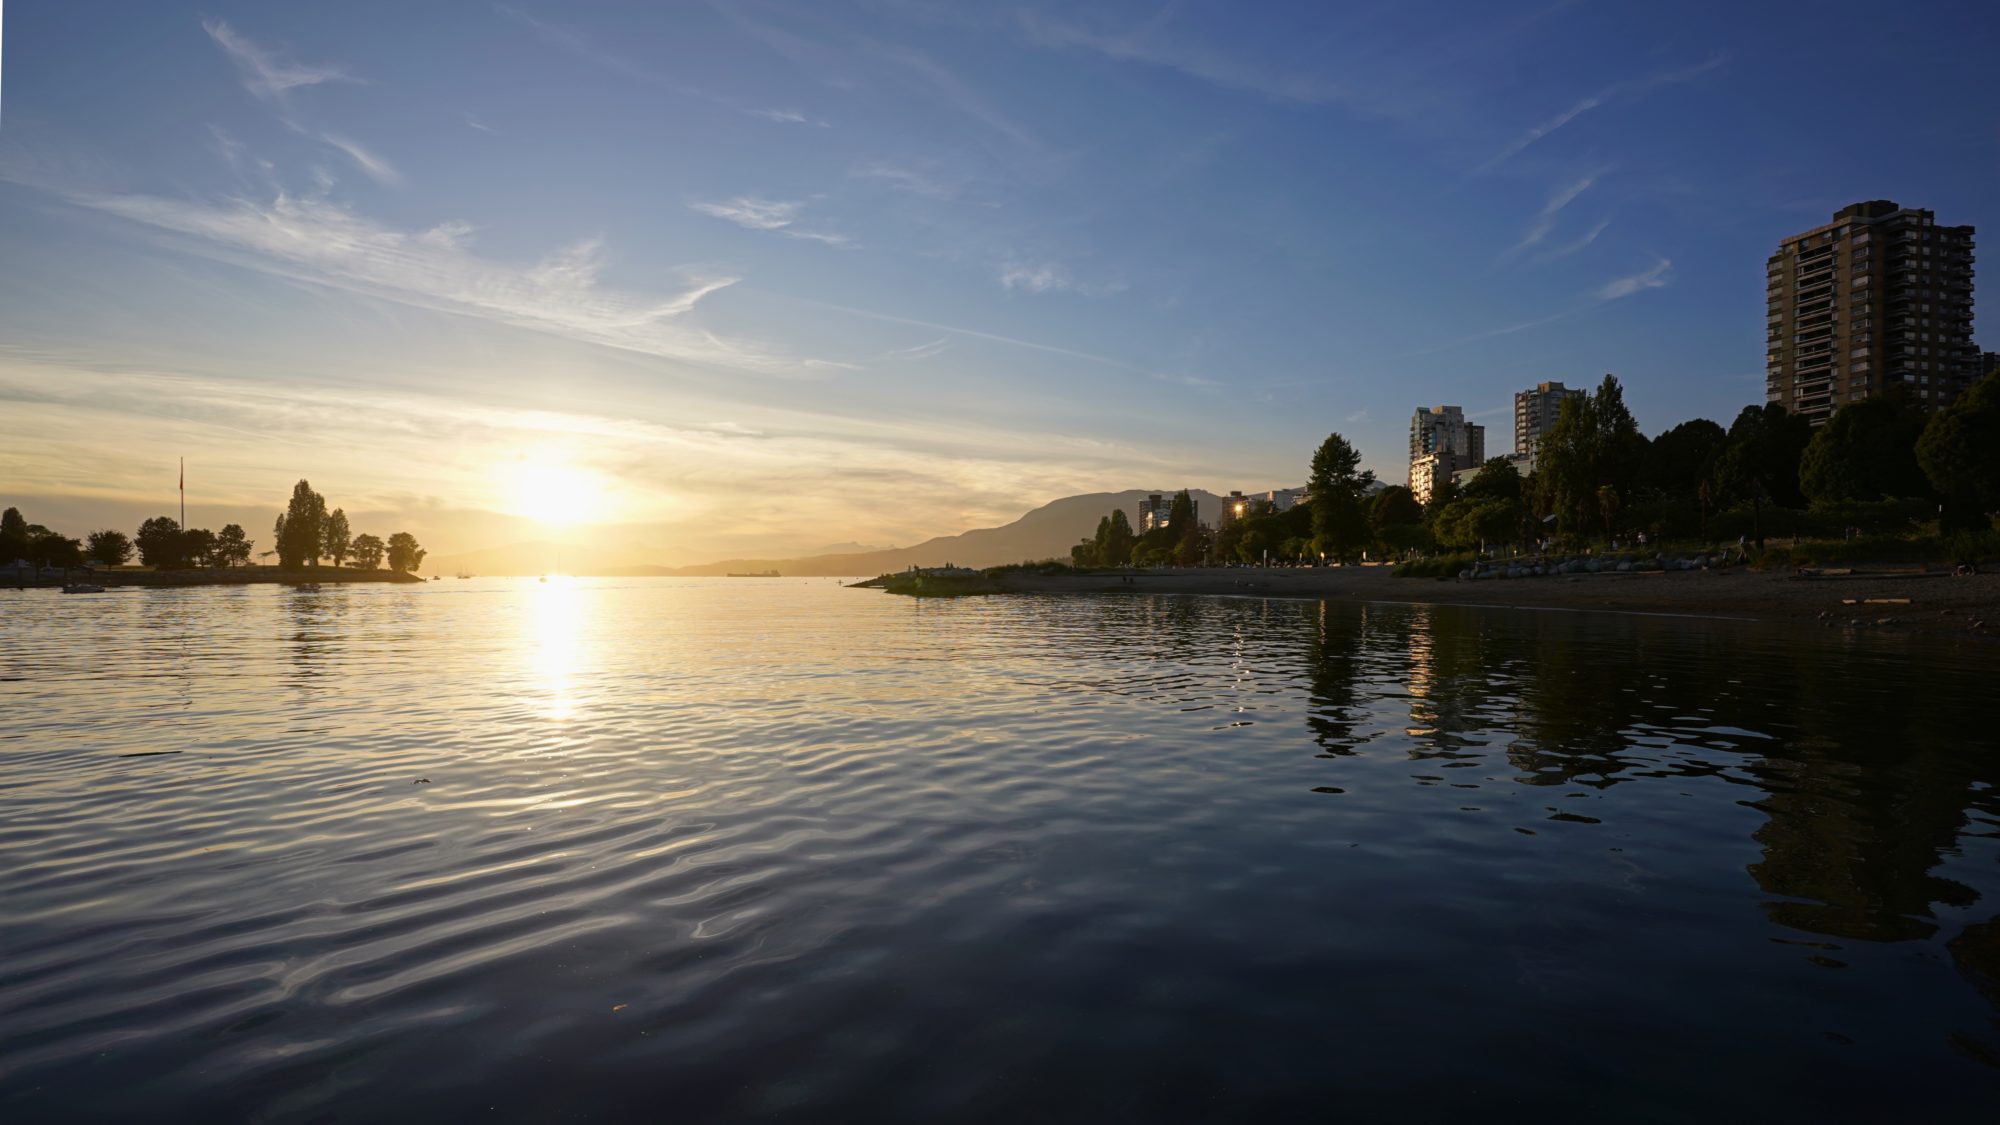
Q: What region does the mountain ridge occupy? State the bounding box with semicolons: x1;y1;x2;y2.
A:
432;488;1293;577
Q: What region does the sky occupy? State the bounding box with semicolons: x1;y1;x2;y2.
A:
2;0;1996;565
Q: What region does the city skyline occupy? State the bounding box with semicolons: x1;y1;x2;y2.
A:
1;1;1995;564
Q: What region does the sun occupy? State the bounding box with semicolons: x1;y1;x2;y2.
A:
494;454;612;527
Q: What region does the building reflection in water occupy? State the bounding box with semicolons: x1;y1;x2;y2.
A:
1295;598;2000;1061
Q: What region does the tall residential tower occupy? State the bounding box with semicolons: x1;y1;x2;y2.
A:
1513;381;1584;457
1766;200;1977;424
1408;406;1484;504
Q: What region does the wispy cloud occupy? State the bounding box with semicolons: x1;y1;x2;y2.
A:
202;19;355;102
464;112;501;136
871;44;1043;152
202;20;400;186
1478;52;1726;172
27;178;843;375
1017;11;1347;107
1595;257;1673;301
507;7;829;129
999;261;1125;297
850;160;963;200
746;107;828;127
690;197;853;247
888;338;951;361
1538;218;1611;262
318;134;402;186
1502;170;1605;259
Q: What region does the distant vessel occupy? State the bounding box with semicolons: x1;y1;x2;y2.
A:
727;570;781;578
456;572;473;579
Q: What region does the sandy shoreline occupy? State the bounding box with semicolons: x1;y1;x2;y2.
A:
986;565;2000;638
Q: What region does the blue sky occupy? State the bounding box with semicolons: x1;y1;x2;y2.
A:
2;1;1995;563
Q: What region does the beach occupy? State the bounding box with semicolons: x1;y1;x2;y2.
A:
986;564;2000;636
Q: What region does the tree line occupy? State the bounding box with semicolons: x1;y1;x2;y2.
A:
1066;367;2000;567
270;480;425;572
1412;368;1999;556
1071;431;1381;567
2;478;428;573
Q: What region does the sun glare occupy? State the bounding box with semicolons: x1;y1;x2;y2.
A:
495;455;611;527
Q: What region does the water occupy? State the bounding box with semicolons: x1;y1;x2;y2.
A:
3;579;1997;1120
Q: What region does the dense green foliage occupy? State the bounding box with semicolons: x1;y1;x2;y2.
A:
1918;370;2000;534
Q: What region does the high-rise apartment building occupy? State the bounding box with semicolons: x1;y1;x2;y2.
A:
1767;200;1978;424
1408;406;1484;503
1513;381;1584;456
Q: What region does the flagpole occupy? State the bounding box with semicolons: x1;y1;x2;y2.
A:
179;457;186;528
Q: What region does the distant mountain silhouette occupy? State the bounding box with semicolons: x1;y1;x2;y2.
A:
629;488;1268;576
437;488;1294;577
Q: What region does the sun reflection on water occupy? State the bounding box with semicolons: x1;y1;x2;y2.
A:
530;576;585;721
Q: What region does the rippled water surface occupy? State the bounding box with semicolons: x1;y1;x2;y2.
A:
4;578;1999;1120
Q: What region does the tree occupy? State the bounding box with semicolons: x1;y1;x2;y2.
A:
182;527;218;568
22;525;83;568
86;529;133;567
1713;403;1814;546
1533;374;1648;540
1370;486;1423;531
214;524;253;567
1461;458;1523;504
1165;490;1207;565
1918;370;2000;533
276;480;328;568
1643;418;1727;498
322;508;352;567
386;532;426;574
136;516;187;569
1308;432;1375;561
1799;396;1929;505
351;533;386;569
0;507;28;561
1104;509;1136;566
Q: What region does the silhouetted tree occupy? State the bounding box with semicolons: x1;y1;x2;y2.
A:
1104;508;1136;566
214;524;253;567
1461;458;1523;504
1643;418;1727;498
0;508;28;561
86;529;133;567
351;533;385;570
1713;403;1813;547
322;508;352;567
182;527;218;568
20;524;84;567
276;480;327;568
1918;371;2000;534
1799;396;1930;505
1308;432;1375;561
386;532;426;574
135;516;187;568
1533;374;1647;538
